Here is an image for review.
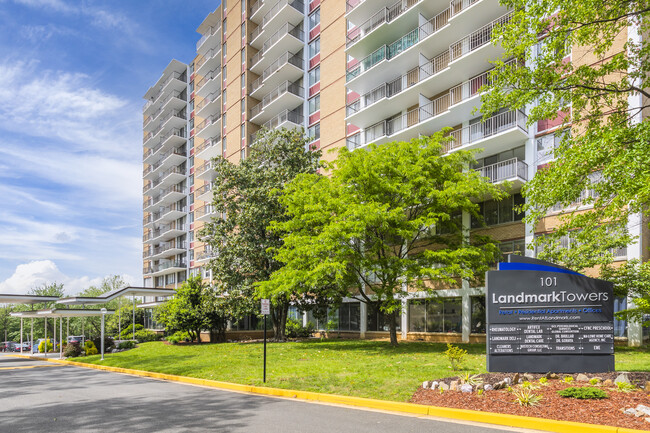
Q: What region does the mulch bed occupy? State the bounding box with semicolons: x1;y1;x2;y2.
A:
411;372;650;431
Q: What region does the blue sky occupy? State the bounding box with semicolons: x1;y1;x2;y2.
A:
0;0;219;294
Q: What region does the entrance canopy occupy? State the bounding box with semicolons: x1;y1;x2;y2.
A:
10;309;115;319
0;295;59;304
57;286;175;306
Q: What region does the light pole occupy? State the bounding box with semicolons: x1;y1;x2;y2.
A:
100;308;107;361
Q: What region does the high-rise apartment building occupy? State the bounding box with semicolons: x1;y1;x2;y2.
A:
142;0;643;344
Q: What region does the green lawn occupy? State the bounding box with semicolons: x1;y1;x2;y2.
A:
73;340;650;402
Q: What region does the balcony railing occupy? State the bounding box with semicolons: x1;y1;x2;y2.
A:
197;25;220;51
196;246;216;261
195;160;219;178
151;222;187;240
151;184;187;207
143;182;152;194
262;109;303;130
474;158;528;183
145;145;186;177
195;135;221;155
251;23;304;67
152;203;187;222
143;266;154;275
346;0;420;47
251;51;303;92
195;91;220;112
195;204;216;220
195;69;220;93
250;81;304;118
143;214;153;225
251;0;304;41
195;182;213;198
146;71;187;107
151;165;186;189
251;0;264;17
195;115;220;135
154;261;187;272
195;47;221;71
445;109;527;152
449;12;512;62
152;241;188;256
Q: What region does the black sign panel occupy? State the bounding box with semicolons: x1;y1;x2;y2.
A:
486;256;614;373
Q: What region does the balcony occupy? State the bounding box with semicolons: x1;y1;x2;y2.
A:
195;204;216;222
473;157;528;189
196;46;222;78
150;241;188;260
144;71;187;114
152;203;187;224
346;5;508;94
444;109;528;155
150;165;186;192
195;69;221;98
195;160;220;181
195;115;222;140
145;184;187;211
250;0;304;48
144;145;187;180
250;81;304;124
250;23;304;74
262;109;303;131
195;182;214;202
151;260;187;276
250;52;303;98
143;266;154;275
150;222;187;243
197;24;221;54
195;91;221;119
143;231;152;242
195;245;216;262
195;135;222;161
143;214;153;227
250;0;271;23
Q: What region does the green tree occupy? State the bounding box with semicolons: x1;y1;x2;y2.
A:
258;134;506;346
200;128;322;341
483;0;650;272
154;276;215;343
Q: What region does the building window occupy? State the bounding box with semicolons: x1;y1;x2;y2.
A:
471;193;524;228
308;37;320;58
408;298;462;333
241;48;245;64
223;65;227;81
308;94;320;114
189;81;194;93
308;8;320;30
308;66;320;87
240;147;246;160
223;42;227;57
222;89;227;106
189;118;194;130
471;296;486;333
189;99;194;111
222;136;227;155
241;24;245;41
240;74;245;89
307;123;320;142
189;174;194;187
189;63;194;74
367;303;401;332
498;239;526;261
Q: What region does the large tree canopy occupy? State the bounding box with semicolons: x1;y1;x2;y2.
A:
200;128;322;341
483;0;650;272
258;134;507;346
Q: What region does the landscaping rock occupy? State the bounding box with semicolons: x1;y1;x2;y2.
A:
603;379;614;387
449;381;458;391
636;405;650;417
624;408;637;416
439;382;449;391
576;373;590;382
460;384;473;393
645;381;650;392
523;373;534;381
483;384;493;392
616;373;631;385
423;381;430;389
430;381;439;390
512;373;520;384
549;373;559;379
646;417;650;424
503;377;512;385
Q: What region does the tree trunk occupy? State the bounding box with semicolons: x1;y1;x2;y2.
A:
195;328;202;344
271;302;289;342
388;310;399;347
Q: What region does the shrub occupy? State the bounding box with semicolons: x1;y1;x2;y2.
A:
134;330;161;343
444;344;467;371
84;341;98;356
539;377;548;385
120;324;144;340
92;336;115;352
63;342;82;358
563;376;574;383
459;372;483;386
38;339;53;353
512;388;543;406
521;381;540;390
167;335;180;345
286;318;314;338
616;382;636;392
117;341;136;350
589;378;600;385
558;387;609;399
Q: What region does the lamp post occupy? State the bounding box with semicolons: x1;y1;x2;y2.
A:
100;308;107;361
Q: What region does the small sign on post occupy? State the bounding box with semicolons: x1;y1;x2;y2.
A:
261;299;270;383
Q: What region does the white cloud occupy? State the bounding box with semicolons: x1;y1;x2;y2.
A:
0;260;137;296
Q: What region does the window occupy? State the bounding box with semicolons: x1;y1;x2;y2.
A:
240;74;245;89
408;298;462;333
223;42;227;57
189;81;194;92
536;130;568;166
470;296;486;333
222;89;227;106
189;155;194;168
472;193;524;228
189;63;194;74
307;123;320;142
367;303;400;332
308;94;320;114
308;37;320;58
308;8;320;30
241;48;245;64
189;118;194;130
498;239;526;261
308;66;320;87
240;99;245;115
222;136;227;154
189;99;194;112
223;65;227;81
241;0;245;14
241;24;245;42
240;124;245;141
189;174;194;187
240;147;246;160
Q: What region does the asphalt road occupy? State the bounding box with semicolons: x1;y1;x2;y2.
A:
0;355;538;433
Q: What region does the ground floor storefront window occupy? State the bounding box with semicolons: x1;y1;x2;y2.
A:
471;296;486;333
367;303;401;332
408;298;462;333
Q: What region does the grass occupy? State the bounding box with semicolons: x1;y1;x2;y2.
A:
73;340;650;402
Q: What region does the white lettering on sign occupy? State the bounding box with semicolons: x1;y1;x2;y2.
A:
261;299;271;315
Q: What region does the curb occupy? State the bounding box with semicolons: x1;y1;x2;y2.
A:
9;354;644;433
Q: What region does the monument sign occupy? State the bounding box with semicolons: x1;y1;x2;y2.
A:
486;255;614;373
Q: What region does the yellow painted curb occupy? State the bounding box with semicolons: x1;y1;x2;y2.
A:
8;354;644;433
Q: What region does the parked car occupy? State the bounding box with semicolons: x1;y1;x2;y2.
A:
1;342;16;352
15;343;30;352
67;336;85;345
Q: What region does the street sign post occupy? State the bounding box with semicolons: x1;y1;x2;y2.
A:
261;299;270;382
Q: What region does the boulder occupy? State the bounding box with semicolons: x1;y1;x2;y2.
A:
483;384;494;392
422;381;430;389
615;373;631;385
449;381;458;391
603;379;614;387
503;377;512;385
576;373;590;382
624;408;637;416
430;381;439;390
512;373;520;384
460;384;473;393
523;373;534;381
636;405;650;417
645;417;650;424
549;373;559;379
439;382;450;391
645;381;650;393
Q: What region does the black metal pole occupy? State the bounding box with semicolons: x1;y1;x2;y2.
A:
263;315;267;383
